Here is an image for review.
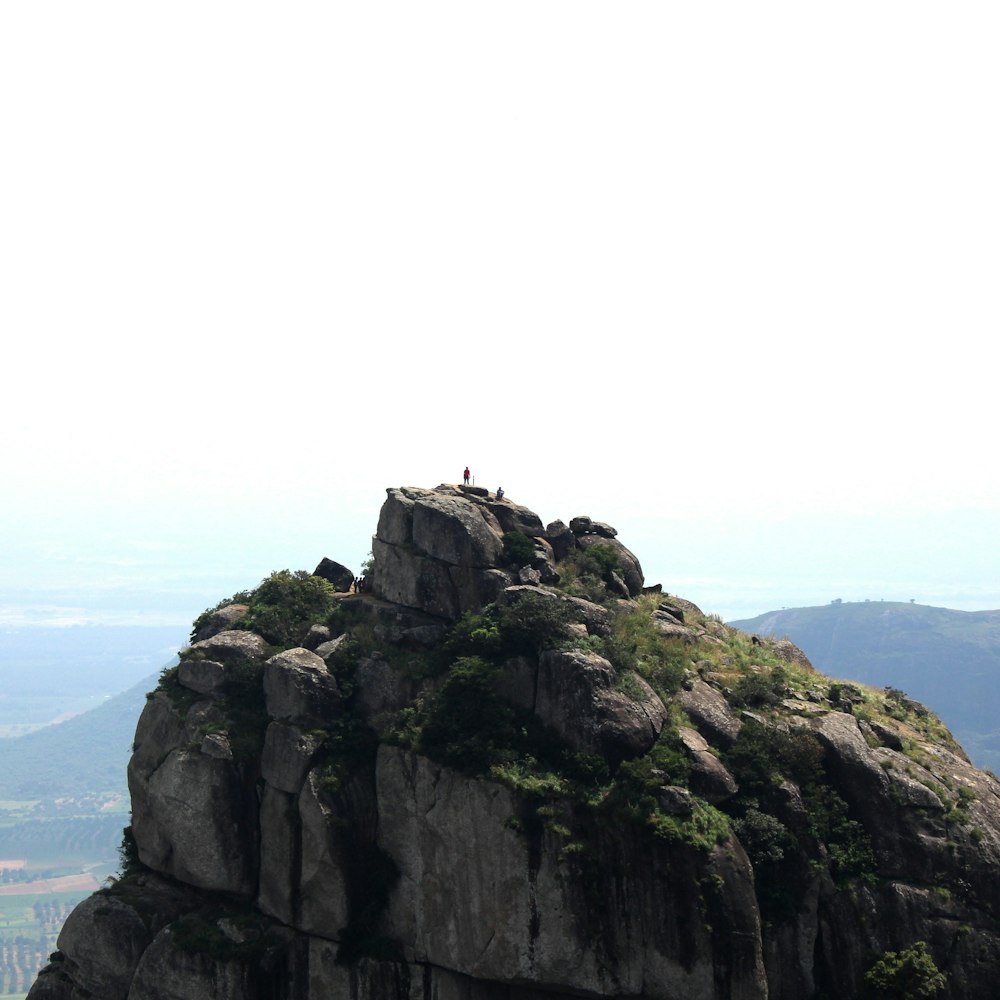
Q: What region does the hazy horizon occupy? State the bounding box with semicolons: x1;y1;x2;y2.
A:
3;5;998;636
3;495;998;631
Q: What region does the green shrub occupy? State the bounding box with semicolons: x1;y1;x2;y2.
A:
237;569;337;648
647;800;731;851
219;661;269;761
495;593;573;656
437;606;505;664
723;723;879;894
722;723;782;801
731;667;787;708
864;940;946;998
114;824;143;881
553;546;621;603
312;713;379;794
395;646;609;794
602;607;688;699
489;759;572;798
413;656;526;772
615;726;691;795
154;663;200;715
601;721;716;848
558;571;608;604
502;531;537;566
734;808;793;865
804;781;877;886
577;543;622;581
776;728;826;781
828;681;865;711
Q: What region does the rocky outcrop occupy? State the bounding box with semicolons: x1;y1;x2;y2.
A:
370;487;511;619
533;648;667;765
190;603;249;643
30;485;1000;1000
376;745;766;999
129;739;257;897
369;485;647;621
680;727;738;803
677;678;743;746
312;557;356;593
263;647;341;725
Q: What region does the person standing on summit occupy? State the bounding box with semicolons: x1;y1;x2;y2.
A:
463;466;470;485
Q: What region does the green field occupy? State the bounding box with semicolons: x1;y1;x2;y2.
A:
0;889;86;995
0;889;82;930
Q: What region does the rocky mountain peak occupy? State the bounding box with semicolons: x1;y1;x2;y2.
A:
28;486;1000;1000
369;484;644;619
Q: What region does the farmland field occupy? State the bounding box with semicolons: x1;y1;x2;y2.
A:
0;886;92;995
0;622;184;995
0;815;123;996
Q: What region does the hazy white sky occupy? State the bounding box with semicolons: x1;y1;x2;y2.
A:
2;3;998;629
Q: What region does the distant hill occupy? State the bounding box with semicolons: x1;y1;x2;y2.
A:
0;624;184;733
0;670;162;801
730;600;1000;770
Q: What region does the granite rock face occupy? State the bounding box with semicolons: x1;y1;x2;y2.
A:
31;485;1000;1000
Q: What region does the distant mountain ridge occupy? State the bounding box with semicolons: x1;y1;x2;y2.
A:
730;600;1000;770
0;624;184;734
0;671;162;801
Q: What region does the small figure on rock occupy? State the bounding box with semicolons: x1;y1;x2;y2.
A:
496;486;504;500
463;466;471;485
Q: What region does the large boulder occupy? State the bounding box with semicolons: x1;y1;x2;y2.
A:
188;630;269;666
37;876;193;1000
261;722;324;794
370;536;461;618
257;784;299;926
534;649;667;767
53;890;166;1000
127;693;241;884
544;519;575;560
295;771;352;937
130;746;257;898
680;727;738;803
128;691;191;778
127;925;251;1000
409;489;504;566
263;648;341;725
313;557;355;592
371;488;514;619
369;487;650;619
677;680;743;746
190;604;249;643
177;659;227;695
480;499;545;537
575;534;645;596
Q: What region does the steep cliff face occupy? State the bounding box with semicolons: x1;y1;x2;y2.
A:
30;485;1000;1000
